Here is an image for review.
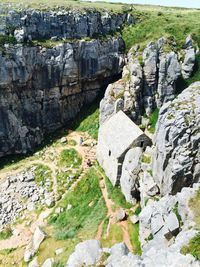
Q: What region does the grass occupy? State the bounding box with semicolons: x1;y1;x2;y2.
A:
34;164;53;192
122;8;200;51
101;224;123;248
56;169;81;196
68;139;77;146
172;203;183;227
0;0;129;13
0;227;12;240
128;219;141;255
141;154;151;164
181;232;200;260
37;235;77;266
72;102;99;140
0;35;16;46
59;148;82;168
176;54;200;94
189;188;200;228
49;167;107;241
148;108;159;134
105;176;132;209
0;248;16;255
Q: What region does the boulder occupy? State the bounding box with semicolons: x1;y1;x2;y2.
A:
67;240;102;267
24;227;46;262
41;258;54;267
120;147;143;203
28;258;39;267
115;208;126;222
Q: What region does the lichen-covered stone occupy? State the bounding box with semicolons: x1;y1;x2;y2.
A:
153;82;200;195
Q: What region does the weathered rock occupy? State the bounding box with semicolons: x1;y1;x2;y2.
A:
120;147;143;203
41;258;54;267
55;248;64;255
5;9;134;41
153;82;200;195
100;37;184;125
0;37;125;157
157;51;181;107
66;240;102;267
182;48;196;79
28;258;39;267
24;227;46;262
115;208;126;222
139;184;200;248
130;215;139;224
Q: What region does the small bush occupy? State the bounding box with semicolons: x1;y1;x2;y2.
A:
148;108;159;134
0;227;12;240
0;35;16;46
181;233;200;260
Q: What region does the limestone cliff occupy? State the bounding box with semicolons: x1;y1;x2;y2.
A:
100;36;196;125
0;37;125;157
153;82;200;195
3;9;134;42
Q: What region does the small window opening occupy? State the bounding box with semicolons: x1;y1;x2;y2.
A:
141;141;144;148
109;150;111;156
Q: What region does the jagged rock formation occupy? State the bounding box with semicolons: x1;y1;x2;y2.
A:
4;9;134;42
0;37;125;157
182;35;196;79
153;82;200;195
139;184;199;248
120;147;143;204
67;186;200;266
100;36;196;125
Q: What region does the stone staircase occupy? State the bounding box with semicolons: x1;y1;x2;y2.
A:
67;144;97;192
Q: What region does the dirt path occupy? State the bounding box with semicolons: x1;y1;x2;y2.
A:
0;131;97;251
0;130;133;253
95;167;133;252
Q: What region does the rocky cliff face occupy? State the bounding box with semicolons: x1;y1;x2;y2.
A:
0;37;125;157
100;36;196;125
153;82;200;195
4;9;134;42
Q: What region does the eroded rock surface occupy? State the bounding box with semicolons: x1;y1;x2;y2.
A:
100;36;197;125
0;37;124;157
3;9;134;41
153;82;200;195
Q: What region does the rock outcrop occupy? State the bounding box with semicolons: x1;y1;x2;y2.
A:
4;9;134;42
0;37;125;157
153;82;200;195
100;36;196;125
120;147;143;204
182;35;196;79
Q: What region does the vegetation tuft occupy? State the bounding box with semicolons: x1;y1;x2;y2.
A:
122;8;200;51
181;233;200;260
72;102;99;140
59;148;82;168
34;164;53;192
104;176;132;209
0;227;12;240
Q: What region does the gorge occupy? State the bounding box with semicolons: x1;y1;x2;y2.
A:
0;1;200;267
